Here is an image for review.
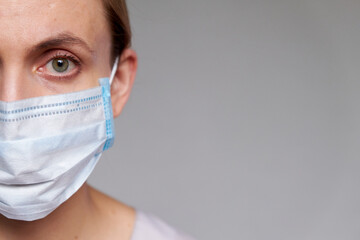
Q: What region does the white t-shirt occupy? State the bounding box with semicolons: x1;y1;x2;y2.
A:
130;211;196;240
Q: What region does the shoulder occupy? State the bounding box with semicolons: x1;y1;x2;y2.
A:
130;211;196;240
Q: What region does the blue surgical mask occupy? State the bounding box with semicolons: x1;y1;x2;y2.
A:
0;58;119;221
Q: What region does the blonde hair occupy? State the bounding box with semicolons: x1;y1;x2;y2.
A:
102;0;132;64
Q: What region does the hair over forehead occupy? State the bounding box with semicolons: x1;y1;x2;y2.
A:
102;0;131;65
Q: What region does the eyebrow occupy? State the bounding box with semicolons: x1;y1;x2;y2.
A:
28;32;94;54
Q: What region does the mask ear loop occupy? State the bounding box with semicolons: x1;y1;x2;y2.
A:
109;56;119;85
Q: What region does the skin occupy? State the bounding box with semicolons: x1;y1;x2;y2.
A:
0;0;138;239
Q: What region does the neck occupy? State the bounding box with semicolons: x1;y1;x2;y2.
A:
0;183;94;240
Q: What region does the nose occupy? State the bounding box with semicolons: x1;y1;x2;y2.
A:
0;63;34;102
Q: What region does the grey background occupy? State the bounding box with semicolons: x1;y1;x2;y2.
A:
88;0;360;239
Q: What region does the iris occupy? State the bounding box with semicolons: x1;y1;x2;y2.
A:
52;58;69;72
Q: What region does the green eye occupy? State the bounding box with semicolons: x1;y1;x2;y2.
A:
44;55;77;77
52;58;69;73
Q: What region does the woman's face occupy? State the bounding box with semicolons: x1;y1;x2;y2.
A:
0;0;112;101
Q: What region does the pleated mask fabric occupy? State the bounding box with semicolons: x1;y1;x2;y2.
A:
0;61;117;221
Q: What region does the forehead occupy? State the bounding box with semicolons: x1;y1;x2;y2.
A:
0;0;109;53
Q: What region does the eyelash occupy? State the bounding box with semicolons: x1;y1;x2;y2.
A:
53;52;80;66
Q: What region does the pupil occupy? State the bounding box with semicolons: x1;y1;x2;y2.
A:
57;60;64;67
52;58;69;72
